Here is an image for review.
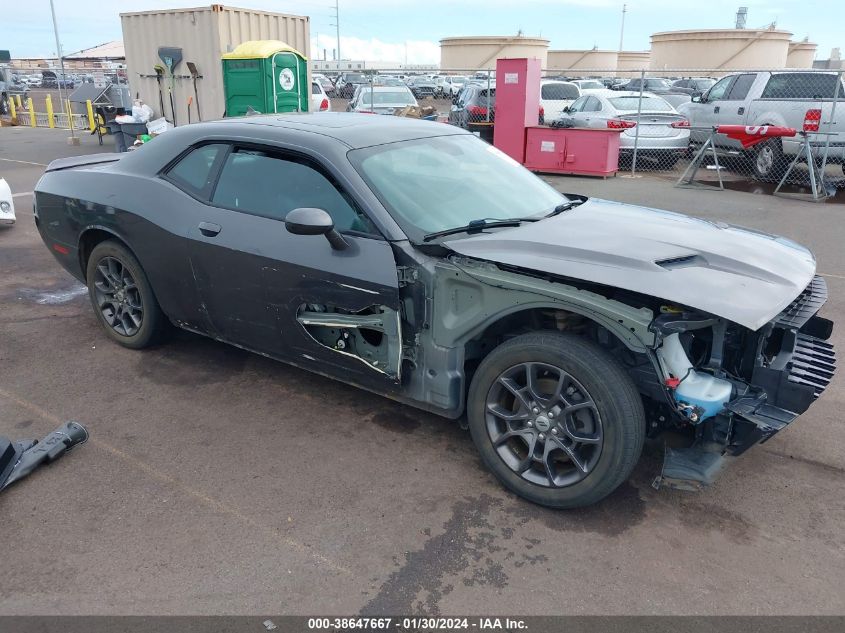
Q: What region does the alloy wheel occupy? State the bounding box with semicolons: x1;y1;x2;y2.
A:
485;362;603;488
92;256;144;337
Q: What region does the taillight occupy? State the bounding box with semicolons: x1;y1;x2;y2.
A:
467;105;488;116
803;108;821;132
671;119;690;128
319;98;329;111
607;119;637;129
539;105;544;117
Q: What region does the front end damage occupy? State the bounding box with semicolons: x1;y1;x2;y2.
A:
650;275;835;491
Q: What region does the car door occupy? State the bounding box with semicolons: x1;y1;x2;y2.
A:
565;95;590;126
686;75;735;144
187;144;403;385
579;96;604;128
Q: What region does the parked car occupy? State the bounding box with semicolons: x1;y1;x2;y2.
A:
347;86;417;114
677;71;845;179
33;114;835;508
569;79;605;92
310;79;331;112
438;75;467;98
0;178;15;225
336;72;368;98
41;71;74;89
539;80;581;122
612;77;690;108
559;92;690;168
0;67;30;113
449;84;496;129
407;76;437;99
671;77;716;96
313;73;335;97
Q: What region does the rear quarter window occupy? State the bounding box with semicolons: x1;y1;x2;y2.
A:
761;73;844;99
164;143;227;198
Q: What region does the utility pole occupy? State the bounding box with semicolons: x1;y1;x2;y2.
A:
49;0;77;144
618;3;627;52
330;0;341;62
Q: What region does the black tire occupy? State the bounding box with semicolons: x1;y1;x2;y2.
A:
85;240;166;349
752;137;786;181
467;332;645;509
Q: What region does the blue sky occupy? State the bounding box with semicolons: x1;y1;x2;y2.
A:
4;0;842;63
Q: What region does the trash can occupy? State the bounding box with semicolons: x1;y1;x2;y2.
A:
221;40;308;117
109;122;148;153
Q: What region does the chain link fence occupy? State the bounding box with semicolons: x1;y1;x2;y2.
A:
323;67;844;196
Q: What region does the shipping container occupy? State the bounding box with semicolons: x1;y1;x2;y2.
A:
121;4;310;123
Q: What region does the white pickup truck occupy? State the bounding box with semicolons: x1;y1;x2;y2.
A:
677;71;844;179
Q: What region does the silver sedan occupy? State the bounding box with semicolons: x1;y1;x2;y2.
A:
557;91;690;167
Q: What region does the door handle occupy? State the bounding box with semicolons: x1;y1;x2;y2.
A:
738;107;745;115
714;106;720;114
198;222;221;237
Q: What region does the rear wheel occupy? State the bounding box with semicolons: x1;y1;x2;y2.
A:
86;240;165;349
752;138;786;181
467;332;645;508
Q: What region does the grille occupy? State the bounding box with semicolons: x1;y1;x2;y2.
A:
775;276;828;329
788;334;836;399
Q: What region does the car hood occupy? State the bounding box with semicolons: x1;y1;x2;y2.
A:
445;198;816;331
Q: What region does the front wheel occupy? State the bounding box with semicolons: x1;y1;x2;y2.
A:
467;332;645;508
86;240;166;349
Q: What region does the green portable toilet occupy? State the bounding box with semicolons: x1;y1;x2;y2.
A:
221;40;308;116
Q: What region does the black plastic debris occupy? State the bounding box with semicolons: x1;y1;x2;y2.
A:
0;421;88;492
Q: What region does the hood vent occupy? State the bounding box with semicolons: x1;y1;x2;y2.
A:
655;254;705;270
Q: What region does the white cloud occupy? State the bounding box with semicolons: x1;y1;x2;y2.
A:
310;33;440;64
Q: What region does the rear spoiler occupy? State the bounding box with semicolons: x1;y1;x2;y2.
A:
44;153;122;172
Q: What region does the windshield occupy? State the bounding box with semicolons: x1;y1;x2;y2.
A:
360;90;415;105
345;74;366;82
578;80;604;89
645;79;672;90
451;76;467;83
349;134;568;239
609;95;674;112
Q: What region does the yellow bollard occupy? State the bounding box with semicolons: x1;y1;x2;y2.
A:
86;100;95;131
27;97;35;127
15;94;22;109
9;97;16;120
45;94;55;128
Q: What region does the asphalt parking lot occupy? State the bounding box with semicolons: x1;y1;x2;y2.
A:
1;125;844;616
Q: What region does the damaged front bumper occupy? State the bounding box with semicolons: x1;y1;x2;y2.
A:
655;276;836;491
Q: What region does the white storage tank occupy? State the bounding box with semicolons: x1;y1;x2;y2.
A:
787;41;818;68
650;28;792;71
121;4;310;122
546;49;618;75
616;51;651;77
440;36;548;71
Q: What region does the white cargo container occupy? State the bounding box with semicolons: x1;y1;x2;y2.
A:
121;4;310;123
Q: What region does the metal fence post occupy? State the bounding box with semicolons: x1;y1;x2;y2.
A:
818;70;842;187
631;69;645;175
486;69;491;123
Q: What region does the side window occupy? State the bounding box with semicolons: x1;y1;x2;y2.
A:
569;96;589;113
705;76;734;101
211;149;377;235
165;143;227;198
726;74;755;100
311;81;321;95
584;97;602;112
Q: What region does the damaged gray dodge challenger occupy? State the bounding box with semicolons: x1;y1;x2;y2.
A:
34;114;835;508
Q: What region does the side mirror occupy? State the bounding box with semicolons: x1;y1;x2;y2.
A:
562;106;571;114
691;92;703;103
284;207;348;251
